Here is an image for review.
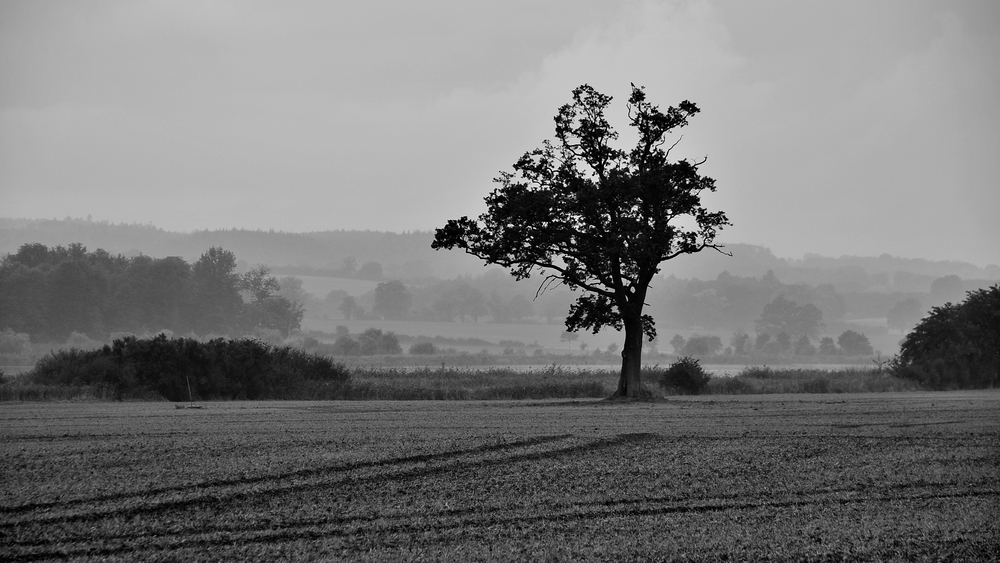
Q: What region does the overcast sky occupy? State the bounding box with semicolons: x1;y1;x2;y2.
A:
2;0;998;267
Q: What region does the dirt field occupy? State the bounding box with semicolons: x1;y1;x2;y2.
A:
2;392;998;561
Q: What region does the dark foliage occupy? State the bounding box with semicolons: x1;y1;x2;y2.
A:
434;84;729;397
27;334;350;401
658;356;711;395
892;284;999;389
0;243;302;340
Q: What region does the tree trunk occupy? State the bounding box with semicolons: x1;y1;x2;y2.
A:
613;314;652;399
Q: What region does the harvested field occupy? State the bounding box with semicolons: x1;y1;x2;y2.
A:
2;392;998;561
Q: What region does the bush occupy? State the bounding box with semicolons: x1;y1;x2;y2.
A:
409;342;437;355
25;335;351;401
658;357;711;395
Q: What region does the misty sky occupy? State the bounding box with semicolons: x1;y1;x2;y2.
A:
2;1;998;267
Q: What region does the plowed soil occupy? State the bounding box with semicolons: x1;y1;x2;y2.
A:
2;392;998;561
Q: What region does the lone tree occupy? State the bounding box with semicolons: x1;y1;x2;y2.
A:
433;84;730;398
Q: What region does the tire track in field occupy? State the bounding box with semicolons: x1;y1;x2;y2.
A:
1;433;572;516
6;430;997;562
0;433;657;561
3;432;648;529
6;481;998;561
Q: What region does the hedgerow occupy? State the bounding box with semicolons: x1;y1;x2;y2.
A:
27;334;350;401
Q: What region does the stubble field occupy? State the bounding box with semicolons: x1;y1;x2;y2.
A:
2;392;998;561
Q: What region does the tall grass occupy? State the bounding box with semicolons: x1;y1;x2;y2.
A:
345;365;614;400
703;365;920;395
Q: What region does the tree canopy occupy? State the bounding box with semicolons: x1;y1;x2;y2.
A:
893;284;999;389
433;83;730;397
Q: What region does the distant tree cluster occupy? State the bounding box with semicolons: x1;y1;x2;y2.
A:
668;328;874;358
892;284;999;389
0;243;302;341
311;328;402;356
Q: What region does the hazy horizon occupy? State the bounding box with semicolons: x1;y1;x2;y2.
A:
4;215;1000;272
2;1;998;266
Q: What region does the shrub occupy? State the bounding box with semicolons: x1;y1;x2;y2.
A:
658;357;711;395
409;342;437;355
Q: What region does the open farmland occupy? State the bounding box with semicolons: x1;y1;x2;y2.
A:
2;393;998;561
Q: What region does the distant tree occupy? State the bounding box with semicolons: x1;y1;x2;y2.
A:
754;332;771;352
146;257;193;333
258;296;305;338
409;341;437;355
277;276;310;306
341;257;357;277
356;328;402;355
0;328;31;356
681;334;723;357
730;330;750;355
339;296;360;320
755;295;824;338
191;247;243;335
240;265;280;304
887;298;924;333
818;336;839;355
433;84;730;398
372;280;412;320
357;261;383;280
486;290;532;323
775;331;791;353
670;334;686;354
930;275;963;304
837;330;874;356
560;330;579;349
793;335;817;356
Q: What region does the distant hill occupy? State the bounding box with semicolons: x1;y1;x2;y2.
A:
2;217;998;291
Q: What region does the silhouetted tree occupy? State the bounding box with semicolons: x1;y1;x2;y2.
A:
434;84;729;398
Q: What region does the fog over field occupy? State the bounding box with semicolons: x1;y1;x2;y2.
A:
1;1;998;267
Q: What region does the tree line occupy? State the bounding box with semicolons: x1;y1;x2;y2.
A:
0;243;302;341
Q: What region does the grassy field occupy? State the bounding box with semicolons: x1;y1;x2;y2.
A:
2;392;998;561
